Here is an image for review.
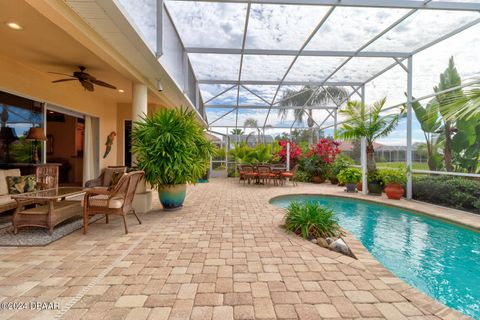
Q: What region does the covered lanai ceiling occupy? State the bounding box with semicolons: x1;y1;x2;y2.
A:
164;0;480;130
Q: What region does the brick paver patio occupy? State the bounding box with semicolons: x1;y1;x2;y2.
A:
0;178;476;320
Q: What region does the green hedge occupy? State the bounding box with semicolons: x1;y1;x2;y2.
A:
413;175;480;214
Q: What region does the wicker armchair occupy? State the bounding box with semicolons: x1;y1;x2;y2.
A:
82;171;144;234
85;166;127;188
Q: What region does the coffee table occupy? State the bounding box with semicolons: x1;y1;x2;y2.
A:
11;187;85;235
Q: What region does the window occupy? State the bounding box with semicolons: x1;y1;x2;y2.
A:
0;91;43;163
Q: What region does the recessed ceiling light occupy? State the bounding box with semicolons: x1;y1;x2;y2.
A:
6;22;22;30
118;89;124;93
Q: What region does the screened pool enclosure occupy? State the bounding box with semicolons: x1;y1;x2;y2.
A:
117;0;480;199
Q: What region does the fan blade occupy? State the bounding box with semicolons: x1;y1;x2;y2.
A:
52;79;77;83
48;72;75;78
80;80;94;92
91;79;117;89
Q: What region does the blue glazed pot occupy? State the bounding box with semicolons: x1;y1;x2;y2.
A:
158;184;186;210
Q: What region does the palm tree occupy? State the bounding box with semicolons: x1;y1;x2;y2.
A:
244;118;261;145
441;81;480;120
278;86;348;144
335;98;401;173
230;128;244;136
431;57;462;172
409;97;442;171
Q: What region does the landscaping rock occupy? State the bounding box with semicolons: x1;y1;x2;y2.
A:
325;237;334;245
317;238;329;248
310;238;318;244
329;238;355;258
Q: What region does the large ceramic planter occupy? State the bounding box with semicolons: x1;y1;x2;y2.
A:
329;177;339;185
384;183;404;200
158;184;186;210
312;176;325;184
356;182;362;191
368;181;383;195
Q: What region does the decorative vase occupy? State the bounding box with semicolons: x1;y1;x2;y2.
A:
384;183;404;200
158;184;187;210
330;177;339;185
345;183;357;193
368;181;382;195
312;176;325;184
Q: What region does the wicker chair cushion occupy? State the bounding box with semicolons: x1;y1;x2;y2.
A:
81;195;124;209
108;172;125;190
0;169;21;195
103;168;127;187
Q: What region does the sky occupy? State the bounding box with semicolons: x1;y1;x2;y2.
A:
163;1;480;145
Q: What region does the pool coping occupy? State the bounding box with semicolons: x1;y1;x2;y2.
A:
269;193;475;319
269;191;480;233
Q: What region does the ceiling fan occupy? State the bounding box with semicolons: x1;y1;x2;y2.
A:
49;66;117;92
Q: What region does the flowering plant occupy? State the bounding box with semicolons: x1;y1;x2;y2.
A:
276;140;302;166
307;138;341;164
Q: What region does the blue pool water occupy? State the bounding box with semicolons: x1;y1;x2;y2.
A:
271;195;480;319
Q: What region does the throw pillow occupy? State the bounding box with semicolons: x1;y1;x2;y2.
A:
6;175;37;194
108;171;124;190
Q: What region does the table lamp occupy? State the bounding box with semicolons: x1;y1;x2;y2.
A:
26;127;47;163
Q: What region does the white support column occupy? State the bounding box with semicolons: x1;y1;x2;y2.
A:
183;51;189;94
132;83;148;124
360;85;368;195
333;109;338;137
131;83;151;213
286;142;291;171
406;56;413;199
156;0;163;58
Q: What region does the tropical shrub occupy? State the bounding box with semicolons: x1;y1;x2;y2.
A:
379;166;407;185
131;108;215;186
294;170;311;183
229;142;274;164
276;140;302;167
328;155;354;181
303;154;326;178
412;175;480;213
338;168;362;184
307;138;342;164
284;201;343;239
304;138;342;179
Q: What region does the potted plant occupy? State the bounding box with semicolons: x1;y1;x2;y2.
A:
303;155;326;183
380;167;407;200
367;170;384;195
328;155;353;185
132;109;215;210
305;138;342;183
338;168;362;192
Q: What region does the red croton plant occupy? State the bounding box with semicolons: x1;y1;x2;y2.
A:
277;140;302;166
306;138;342;164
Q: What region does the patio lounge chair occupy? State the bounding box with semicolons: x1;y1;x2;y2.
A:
82;171;144;234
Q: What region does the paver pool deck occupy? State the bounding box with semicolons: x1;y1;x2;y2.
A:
0;178;477;320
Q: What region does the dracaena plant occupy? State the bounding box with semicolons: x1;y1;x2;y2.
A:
131;108;215;187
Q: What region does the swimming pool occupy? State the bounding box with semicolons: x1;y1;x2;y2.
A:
271;195;480;319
